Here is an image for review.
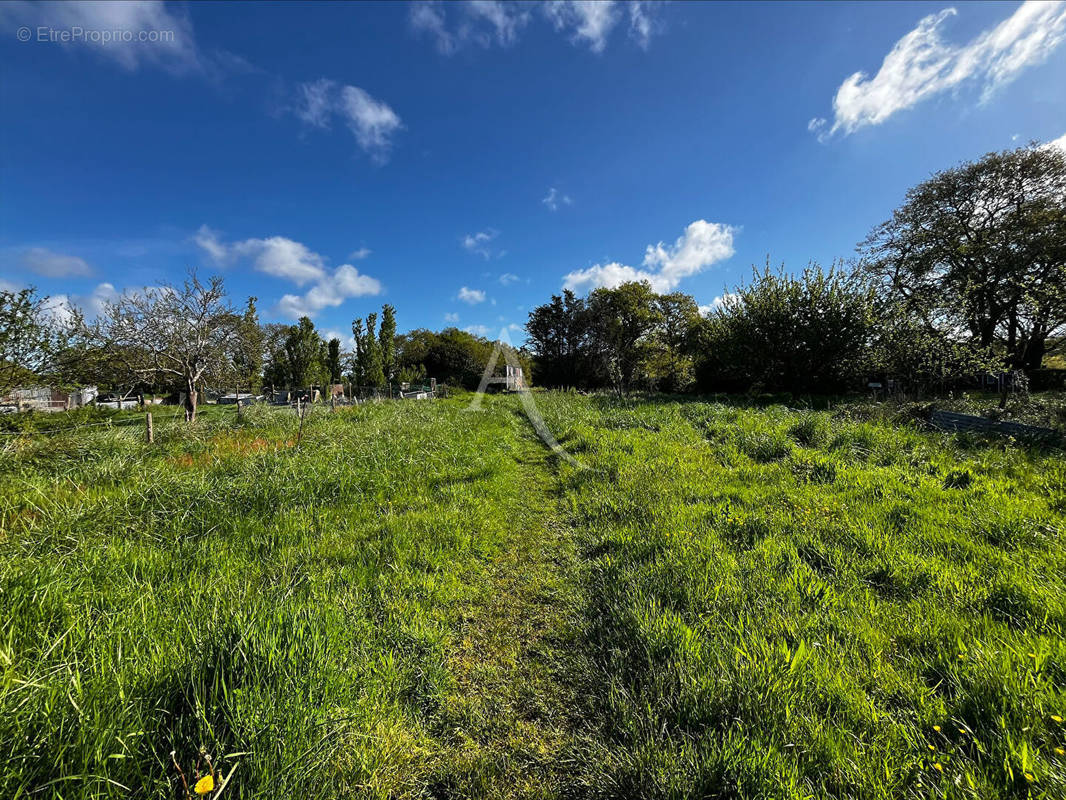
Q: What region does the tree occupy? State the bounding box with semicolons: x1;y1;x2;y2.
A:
284;316;328;389
525;290;589;389
379;304;396;383
395;327;532;390
326;337;342;384
696;263;877;394
586;281;663;395
861;144;1066;370
93;272;239;422
350;319;365;386
648;291;701;392
232;297;264;391
360;312;386;388
869;300;1002;396
262;323;291;389
0;288;72;395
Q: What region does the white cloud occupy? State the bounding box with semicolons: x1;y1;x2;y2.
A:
21;247;92;277
410;0;530;54
231;236;327;285
349;247;372;260
818;2;1066;138
0;0;202;74
292;79;402;163
295;78;335;128
444;312;460;322
1045;131;1066;152
498;272;520;285
193;225;229;264
62;282;119;319
276;265;382;319
465;324;491;337
628;2;658;49
544;0;621;53
339;86;403;164
698;292;739;317
458;286;487;304
82;282;119;316
412;0;658;53
461;229;500;259
194;227;383;319
323;330;357;351
542;187;573;211
563;220;736;293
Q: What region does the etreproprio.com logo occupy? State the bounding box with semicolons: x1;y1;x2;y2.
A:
17;26;176;44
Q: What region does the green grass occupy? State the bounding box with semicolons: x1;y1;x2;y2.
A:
1;394;1065;798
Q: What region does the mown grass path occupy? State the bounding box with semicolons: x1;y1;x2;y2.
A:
425;403;591;799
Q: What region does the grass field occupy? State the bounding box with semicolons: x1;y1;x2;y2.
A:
1;394;1064;798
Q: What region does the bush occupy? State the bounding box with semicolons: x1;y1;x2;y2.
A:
787;413;831;448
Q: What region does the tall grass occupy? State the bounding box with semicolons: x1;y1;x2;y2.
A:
0;398;561;797
539;395;1066;799
2;394;1064;798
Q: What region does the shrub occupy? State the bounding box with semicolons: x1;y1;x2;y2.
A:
787;413;831;448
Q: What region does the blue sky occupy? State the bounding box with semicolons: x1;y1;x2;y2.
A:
1;0;1064;346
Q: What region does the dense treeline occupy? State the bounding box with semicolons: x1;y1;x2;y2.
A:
526;144;1066;395
0;276;524;420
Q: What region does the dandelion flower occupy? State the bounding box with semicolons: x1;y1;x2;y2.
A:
194;774;214;795
933;725;941;732
1052;715;1063;723
928;744;936;751
958;728;967;735
1055;747;1065;756
934;762;944;773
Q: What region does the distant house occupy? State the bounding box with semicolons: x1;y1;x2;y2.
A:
0;385;98;413
505;364;525;391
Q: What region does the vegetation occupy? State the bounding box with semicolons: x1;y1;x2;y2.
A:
2;393;1064;798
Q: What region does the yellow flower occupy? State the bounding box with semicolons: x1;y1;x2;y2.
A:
928;744;936;751
1052;715;1064;723
934;762;944;773
933;725;941;732
1054;747;1065;756
194;774;214;795
958;728;967;735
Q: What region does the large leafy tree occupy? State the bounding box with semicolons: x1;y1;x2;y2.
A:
861;144;1066;370
525;289;589;389
648;291;701;392
262;323;291;389
93;272;239;421
698;263;877;394
284;316;328;389
586;281;663;395
0;287;72;395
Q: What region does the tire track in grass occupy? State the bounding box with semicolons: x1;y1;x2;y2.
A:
425;398;591;799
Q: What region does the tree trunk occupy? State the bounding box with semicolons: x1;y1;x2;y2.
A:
184;378;198;423
1023;335;1047;371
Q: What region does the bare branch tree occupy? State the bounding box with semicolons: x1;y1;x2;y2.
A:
93;271;239;422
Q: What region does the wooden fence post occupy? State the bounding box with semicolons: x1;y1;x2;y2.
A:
145;412;153;443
